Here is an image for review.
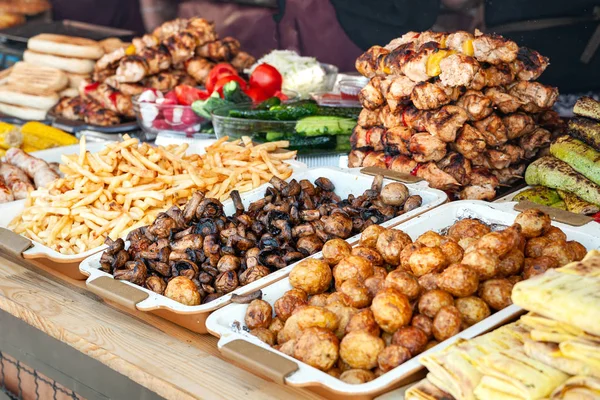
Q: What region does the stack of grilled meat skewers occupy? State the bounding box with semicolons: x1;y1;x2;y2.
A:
53;17;255;125
348;30;564;200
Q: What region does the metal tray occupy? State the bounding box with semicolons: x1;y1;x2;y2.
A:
78;167;447;333
205;200;600;399
48;112;140;134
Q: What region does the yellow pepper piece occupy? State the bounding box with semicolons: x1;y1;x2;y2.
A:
20;122;78;150
426;50;455;77
463;39;474;56
125;44;136;55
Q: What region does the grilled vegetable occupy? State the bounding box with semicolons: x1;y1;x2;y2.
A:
568;118;600;151
573;96;600;121
0;121;22;149
296;116;356;137
557;189;600;215
20;122;78;150
550;135;600;185
513;186;561;206
525;156;600;206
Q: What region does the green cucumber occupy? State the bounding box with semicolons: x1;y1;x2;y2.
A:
550;135;600;185
295;116;356;137
525;156;600;206
265;131;285;141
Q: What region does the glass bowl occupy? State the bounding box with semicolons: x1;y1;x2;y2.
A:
319;63;339;93
211;103;351;155
132;97;211;138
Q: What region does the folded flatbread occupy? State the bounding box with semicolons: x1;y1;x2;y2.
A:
550;375;600;399
474;348;569;400
405;378;456;400
520;313;596;343
524;338;600;378
557;249;600;277
512;269;600;336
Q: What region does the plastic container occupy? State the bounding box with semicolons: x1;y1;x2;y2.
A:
205;200;600;399
318;63;339;94
79;167;447;333
133;96;210;138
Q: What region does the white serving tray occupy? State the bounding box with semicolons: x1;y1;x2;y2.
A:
79;167;447;332
0;142;307;276
205;200;600;398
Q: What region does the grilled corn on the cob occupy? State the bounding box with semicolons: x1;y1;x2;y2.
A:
0;121;22;149
20;122;78;150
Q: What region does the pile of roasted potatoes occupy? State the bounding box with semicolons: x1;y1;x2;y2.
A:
243;209;587;384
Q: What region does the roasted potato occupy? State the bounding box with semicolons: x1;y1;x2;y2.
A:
432;305;462;341
447;219;491;241
475;224;522;258
567;241;587;261
522;256;558;279
425;340;439;351
289;258;332;295
326;367;342;379
411;314;433;339
294;305;339;332
514;209;551;238
416;231;444;247
377;344;412;372
326;292;353;307
385;270;421;300
392;326;428;356
371;288;413;333
352;246;384;266
333;255;374;285
308;293;330;307
274;289;308;321
251;327;276;346
400;242;425;269
437;263;479;297
164;276;201;306
339;278;372;308
277;313;302;343
245;299;273;330
339;369;376;384
326;302;359;339
440;238;465;265
360;225;386;248
277;339;296;356
381;182;409;206
418;289;454;319
409;246;447;276
541;240;575;266
525;236;551;258
364;276;386;298
376;229;412;265
455;296;490;327
372;266;388;280
345;309;381;337
498;248;524;277
461;249;499;280
293;327;340;371
340;330;386;369
478;279;513;311
458;237;479;252
418;272;440;291
543;226;567;242
268;317;284;336
322;239;353;265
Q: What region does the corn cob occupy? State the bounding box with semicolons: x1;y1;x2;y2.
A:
0;121;22;149
21;145;41;153
20;122;78;150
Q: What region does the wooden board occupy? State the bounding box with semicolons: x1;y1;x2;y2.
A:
0;253;326;400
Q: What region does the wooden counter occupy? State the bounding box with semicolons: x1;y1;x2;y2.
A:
0;252;325;400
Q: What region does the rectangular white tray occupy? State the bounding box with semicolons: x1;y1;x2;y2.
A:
205;200;600;398
79;167;447;331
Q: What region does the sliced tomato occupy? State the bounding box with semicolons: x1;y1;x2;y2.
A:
273;90;289;101
249;63;283;98
206;63;238;93
213;75;247;97
174;85;210;105
84;82;99;93
244;86;269;103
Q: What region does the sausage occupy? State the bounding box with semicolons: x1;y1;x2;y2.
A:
5;148;59;189
0;163;33;199
0;175;14;203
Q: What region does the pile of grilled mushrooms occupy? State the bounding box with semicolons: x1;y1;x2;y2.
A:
100;175;422;305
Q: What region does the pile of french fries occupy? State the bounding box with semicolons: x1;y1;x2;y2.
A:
9;135;296;255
